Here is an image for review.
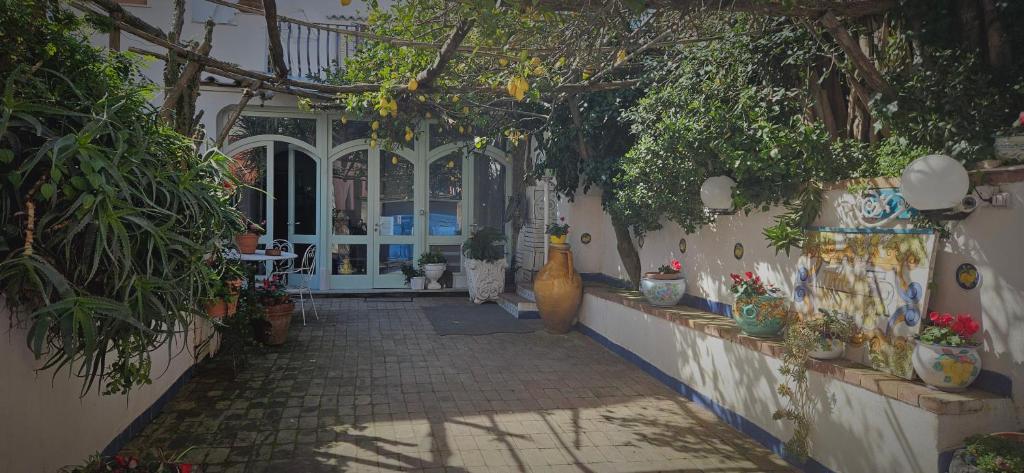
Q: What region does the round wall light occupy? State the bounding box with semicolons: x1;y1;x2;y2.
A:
900;154;969;211
700;176;736;212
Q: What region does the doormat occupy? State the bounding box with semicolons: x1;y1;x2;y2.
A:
424;303;542;336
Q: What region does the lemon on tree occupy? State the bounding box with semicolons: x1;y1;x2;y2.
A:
506;76;528;101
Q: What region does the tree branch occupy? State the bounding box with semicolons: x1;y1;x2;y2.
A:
215;84;260;149
262;0;289;79
81;0;167;40
161;20;215;123
534;0;897;18
414;19;475;90
818;11;893;97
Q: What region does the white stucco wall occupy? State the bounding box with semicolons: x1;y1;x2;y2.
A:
559;178;1024;425
579;295;1019;473
0;304;196;473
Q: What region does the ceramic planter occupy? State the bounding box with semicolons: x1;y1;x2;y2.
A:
733;295;787;338
639;274;686;307
423;263;446;290
263;302;295;345
809;338;846;360
465;258;507;304
235;233;259;254
534;243;582;334
409;276;425;290
912;341;981;391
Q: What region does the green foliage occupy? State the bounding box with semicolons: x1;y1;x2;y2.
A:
463;226;505;262
417;251;447;266
617;18;869;235
962;435;1024;473
400;263;424;284
0;0;243;395
775;309;855;461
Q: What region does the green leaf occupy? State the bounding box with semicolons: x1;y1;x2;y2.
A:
39;183;55;199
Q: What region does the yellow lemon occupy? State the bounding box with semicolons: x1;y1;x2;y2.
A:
462;106;469;114
498;57;509;67
391;155;399;165
556;56;566;68
447;159;455;168
533;66;545;76
452;95;460;103
506;76;528;101
459;126;465;134
407;79;418;91
379;108;389;117
371;132;377;139
582;68;592;80
371;121;380;130
530;57;541;66
418;94;426;102
340;115;348;124
369;139;377;148
615;49;627;65
404;127;414;141
340;0;351;5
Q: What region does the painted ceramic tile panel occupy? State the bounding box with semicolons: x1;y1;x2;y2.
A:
795;229;938;379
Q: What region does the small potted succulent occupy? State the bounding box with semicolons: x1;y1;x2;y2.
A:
912;311;982;391
401;263;426;290
949;433;1024;473
729;271;787;338
799;309;856;360
254;275;294;345
235;219;264;254
418;251;447;290
639;259;686;307
546;216;570;245
463;226;507;303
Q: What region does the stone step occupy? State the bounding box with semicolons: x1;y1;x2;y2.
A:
516;283;536;302
497;292;539;319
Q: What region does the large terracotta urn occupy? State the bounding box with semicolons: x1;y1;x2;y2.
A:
534;243;582;334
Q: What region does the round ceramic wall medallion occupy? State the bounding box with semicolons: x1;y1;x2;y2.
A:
733;242;744;260
956;263;980;290
580;233;592;244
678;237;687;254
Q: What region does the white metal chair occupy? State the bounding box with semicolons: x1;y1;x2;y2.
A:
270;239;294;274
273;244;319;325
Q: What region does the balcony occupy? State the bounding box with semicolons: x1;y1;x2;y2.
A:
270;19;364;81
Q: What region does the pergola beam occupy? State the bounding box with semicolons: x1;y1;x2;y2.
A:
532;0;897;18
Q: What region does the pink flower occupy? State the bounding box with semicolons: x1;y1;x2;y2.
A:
1017;111;1024;127
671;260;681;271
744;271;753;279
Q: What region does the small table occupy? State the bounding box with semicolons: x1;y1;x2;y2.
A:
226;249;299;298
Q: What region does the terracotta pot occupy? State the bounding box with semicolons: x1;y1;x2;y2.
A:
534;243;582;334
264;248;282;256
733;295;787;338
225;278;243;294
263;302;295;345
235;233;259;254
549;235;568;244
912;341;981;391
203;298;228;318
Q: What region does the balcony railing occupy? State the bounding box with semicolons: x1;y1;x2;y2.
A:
271;19;364;81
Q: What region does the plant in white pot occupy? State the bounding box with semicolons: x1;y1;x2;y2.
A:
912;311;982;392
401;263;425;290
800;308;856;360
418;251;447;290
462;227;507;304
639;258;686;307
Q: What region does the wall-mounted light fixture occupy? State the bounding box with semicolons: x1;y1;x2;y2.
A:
700;175;736;214
900;154;973;219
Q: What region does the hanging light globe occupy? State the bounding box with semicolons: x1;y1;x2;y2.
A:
700;176;736;211
900;154;969;210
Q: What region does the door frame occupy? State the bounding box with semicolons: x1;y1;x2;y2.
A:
219;107;512;291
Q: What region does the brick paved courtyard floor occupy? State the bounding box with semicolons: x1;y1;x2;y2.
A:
124;297;794;473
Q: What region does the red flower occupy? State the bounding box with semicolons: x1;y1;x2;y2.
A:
951;314;980;338
744;271;753;279
754;276;761;284
179;464;193;473
671;260;682;271
1018;111;1024;126
730;273;742;281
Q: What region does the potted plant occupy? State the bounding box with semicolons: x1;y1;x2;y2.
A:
729;272;787;338
803;308;856;360
401;263;425;290
463;226;507;304
254;275;294;345
949;433;1024;473
912;311;982;391
418;251;447;290
547;216;570;244
639;259;686;307
235;219;264;254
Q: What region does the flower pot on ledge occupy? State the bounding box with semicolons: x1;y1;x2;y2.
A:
639;273;687;307
733;295;787;338
912;341;981;392
235;233;259;254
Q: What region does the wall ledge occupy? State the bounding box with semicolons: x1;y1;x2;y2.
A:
584;284;1009;416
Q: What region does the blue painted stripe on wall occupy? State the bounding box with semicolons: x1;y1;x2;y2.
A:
101;365;194;457
807;226;934;235
576;323;836;473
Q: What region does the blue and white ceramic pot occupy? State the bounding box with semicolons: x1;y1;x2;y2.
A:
639;273;687;307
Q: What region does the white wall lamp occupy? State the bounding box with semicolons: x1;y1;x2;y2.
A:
700;175;737;214
900;154;975;220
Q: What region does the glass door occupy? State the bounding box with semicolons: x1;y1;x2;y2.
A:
372;150;420;288
286;146;320;287
328;147;371;289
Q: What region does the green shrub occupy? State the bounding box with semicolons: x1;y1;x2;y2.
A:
463;227;505;262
